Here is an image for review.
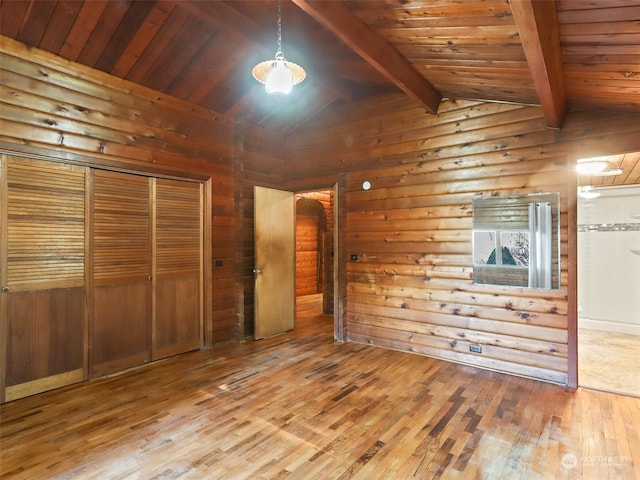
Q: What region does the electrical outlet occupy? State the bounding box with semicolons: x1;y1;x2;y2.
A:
469;344;482;353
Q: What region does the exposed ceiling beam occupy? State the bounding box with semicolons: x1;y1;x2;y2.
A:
179;0;354;102
510;0;567;128
291;0;441;114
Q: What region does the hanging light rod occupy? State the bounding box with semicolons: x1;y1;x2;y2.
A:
252;0;306;94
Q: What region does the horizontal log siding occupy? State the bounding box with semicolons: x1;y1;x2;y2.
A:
295;216;320;296
0;36;240;345
286;93;640;385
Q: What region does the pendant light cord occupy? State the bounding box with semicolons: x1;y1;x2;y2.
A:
251;0;305;91
277;0;283;55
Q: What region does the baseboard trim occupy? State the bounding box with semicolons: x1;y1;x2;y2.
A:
579;318;640;336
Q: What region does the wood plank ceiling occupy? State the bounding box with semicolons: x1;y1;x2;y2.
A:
1;0;639;183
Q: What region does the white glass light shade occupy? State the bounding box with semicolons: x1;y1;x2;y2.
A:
576;156;608;174
266;59;294;94
252;55;306;95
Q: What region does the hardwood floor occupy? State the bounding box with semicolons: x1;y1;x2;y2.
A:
1;297;639;479
579;328;640;398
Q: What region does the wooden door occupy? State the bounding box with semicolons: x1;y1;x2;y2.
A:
90;170;151;377
1;156;86;402
153;178;202;359
254;186;295;339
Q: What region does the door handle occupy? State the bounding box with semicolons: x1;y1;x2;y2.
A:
1;286;8;293
147;275;152;281
253;268;263;275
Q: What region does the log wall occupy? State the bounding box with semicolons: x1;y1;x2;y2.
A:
285;93;640;385
4;35;640;387
296;213;321;296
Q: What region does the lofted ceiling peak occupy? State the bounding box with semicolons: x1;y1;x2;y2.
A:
1;0;638;132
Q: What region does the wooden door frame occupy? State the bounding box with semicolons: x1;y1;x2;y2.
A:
568;147;636;389
293;175;346;342
334;174;347;341
570;150;640;390
202;178;213;348
0;156;7;402
567;169;578;389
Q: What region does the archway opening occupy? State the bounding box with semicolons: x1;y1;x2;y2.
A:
295;191;333;317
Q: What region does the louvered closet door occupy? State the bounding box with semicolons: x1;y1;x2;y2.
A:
91;170;151;377
1;156;86;403
153;179;202;359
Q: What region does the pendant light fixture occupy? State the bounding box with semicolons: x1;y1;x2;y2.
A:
252;0;306;94
576;156;623;176
576;156;609;174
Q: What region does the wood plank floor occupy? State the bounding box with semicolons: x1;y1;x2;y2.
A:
1;296;639;479
579;328;640;398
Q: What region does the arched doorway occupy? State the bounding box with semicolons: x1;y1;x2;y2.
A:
295;191;333;316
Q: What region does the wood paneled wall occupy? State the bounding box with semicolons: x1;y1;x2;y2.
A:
296;214;321;296
0;35;263;346
286;93;640;385
4;34;640;387
295;193;328;297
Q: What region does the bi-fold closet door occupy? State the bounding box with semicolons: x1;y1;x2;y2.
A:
0;155;203;402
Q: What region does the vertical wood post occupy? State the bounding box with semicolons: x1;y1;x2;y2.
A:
567;156;578;388
0;156;7;403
